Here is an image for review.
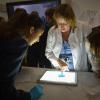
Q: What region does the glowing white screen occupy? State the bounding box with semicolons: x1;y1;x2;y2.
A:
40;71;77;85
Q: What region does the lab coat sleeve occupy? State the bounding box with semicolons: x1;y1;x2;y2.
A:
45;27;59;68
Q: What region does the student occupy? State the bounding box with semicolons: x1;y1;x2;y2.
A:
45;4;91;71
0;8;44;100
26;11;41;67
39;8;56;68
86;25;100;78
45;7;55;31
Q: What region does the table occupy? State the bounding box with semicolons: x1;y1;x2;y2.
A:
15;67;100;100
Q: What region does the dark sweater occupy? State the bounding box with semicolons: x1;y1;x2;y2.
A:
0;36;31;100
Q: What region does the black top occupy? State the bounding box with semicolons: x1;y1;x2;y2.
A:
0;36;31;100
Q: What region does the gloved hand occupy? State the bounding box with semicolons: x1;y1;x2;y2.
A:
29;84;44;100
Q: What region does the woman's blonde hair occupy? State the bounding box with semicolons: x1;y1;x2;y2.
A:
53;4;76;30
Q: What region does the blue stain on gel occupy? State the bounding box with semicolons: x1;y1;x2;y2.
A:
58;72;65;77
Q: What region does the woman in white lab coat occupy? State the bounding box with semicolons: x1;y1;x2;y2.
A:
45;4;91;71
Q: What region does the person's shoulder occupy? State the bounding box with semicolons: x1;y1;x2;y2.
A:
49;25;58;31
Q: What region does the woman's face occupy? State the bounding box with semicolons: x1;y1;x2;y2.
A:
56;17;71;33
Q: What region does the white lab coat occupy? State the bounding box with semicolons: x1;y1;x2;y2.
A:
45;21;91;71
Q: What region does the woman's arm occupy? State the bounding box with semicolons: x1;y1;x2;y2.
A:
45;27;59;68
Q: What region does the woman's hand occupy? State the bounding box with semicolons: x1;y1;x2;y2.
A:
57;58;68;71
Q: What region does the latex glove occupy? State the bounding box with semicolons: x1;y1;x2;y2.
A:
30;84;43;100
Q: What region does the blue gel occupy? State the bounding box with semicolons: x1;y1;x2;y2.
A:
58;72;65;77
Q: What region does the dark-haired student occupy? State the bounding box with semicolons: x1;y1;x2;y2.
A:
26;11;41;67
0;8;44;100
85;25;100;78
